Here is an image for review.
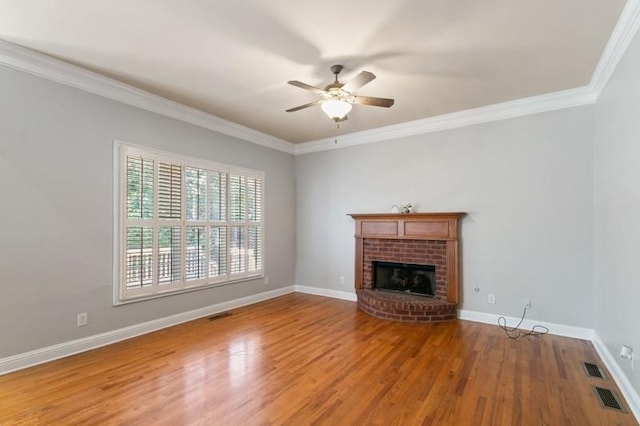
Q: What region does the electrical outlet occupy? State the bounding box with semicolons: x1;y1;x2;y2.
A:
488;294;496;304
264;276;269;285
525;300;532;310
620;345;634;370
339;276;346;285
77;312;88;327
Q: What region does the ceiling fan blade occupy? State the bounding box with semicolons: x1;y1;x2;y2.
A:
287;80;327;95
286;100;321;112
341;71;376;93
353;96;395;108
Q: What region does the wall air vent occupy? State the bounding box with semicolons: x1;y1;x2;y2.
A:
208;312;232;321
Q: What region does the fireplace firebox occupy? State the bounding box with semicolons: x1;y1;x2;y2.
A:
373;261;435;297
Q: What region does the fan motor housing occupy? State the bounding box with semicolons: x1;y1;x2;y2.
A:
324;83;344;91
330;64;344;75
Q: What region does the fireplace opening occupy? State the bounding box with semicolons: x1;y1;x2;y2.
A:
373;261;436;297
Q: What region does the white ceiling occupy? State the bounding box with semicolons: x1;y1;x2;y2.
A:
0;0;628;144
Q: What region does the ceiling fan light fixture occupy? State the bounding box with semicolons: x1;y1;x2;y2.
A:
321;99;352;121
287;64;393;122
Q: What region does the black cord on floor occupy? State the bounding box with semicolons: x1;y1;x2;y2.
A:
498;306;549;340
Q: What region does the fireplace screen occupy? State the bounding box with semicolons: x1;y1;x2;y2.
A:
373;261;435;297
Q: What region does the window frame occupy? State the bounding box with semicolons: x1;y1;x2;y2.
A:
113;141;265;305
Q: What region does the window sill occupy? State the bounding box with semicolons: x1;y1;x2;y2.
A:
113;273;265;306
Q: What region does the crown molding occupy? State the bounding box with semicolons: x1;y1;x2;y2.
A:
0;39;295;155
295;86;598;155
590;0;640;96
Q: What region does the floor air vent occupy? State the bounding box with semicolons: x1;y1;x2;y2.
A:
208;312;232;321
583;361;605;379
594;387;624;411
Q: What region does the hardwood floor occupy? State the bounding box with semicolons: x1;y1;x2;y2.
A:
0;293;636;425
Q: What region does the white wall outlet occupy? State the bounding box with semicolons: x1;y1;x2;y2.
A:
488;294;496;304
525;300;532;309
77;312;88;327
620;345;634;370
339;276;346;285
264;276;269;285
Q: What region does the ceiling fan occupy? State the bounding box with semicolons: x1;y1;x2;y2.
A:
286;65;395;122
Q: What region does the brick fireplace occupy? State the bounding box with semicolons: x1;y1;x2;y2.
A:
349;213;465;323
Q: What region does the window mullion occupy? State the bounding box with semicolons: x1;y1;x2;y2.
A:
152;160;159;292
243;222;249;274
225;170;231;280
244;178;249;273
120;149;127;300
204;170;210;282
180;160;187;286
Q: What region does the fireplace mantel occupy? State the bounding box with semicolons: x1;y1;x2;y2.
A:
349;212;465;304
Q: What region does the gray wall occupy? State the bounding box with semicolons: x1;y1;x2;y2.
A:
0;65;296;357
296;106;595;327
594;27;640;394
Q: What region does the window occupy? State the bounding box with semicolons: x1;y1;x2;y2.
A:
114;142;264;303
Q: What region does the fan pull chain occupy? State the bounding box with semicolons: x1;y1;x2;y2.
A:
335;122;340;144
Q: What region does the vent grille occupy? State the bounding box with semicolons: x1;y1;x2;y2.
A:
594;387;623;411
583;362;605;379
208;312;232;321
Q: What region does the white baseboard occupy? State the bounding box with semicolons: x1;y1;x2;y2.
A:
0;286;295;375
591;333;640;420
457;309;595;340
294;285;357;302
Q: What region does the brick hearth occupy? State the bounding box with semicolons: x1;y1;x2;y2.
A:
349;213;465;323
357;290;457;322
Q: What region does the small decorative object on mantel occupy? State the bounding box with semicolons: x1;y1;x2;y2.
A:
402;203;414;214
391;204;399;214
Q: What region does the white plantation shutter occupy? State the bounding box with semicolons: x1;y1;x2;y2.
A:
157;227;181;285
126;226;153;288
228;172;264;277
185;226;206;280
229;226;246;274
158;162;182;219
229;174;246;222
247;177;262;222
125;155;154;290
208;172;227;221
248;226;262;272
247;177;263;272
126;156;154;219
186;167;207;221
209;226;227;277
116;144;264;302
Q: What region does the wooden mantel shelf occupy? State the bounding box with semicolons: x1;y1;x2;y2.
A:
349;213;465;219
348;212;465;241
348;212;465;304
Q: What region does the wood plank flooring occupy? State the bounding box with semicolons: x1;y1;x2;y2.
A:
0;293;636;425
